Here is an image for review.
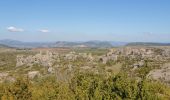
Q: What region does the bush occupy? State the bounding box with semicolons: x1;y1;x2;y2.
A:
2;78;32;100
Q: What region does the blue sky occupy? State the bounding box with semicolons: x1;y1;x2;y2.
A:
0;0;170;42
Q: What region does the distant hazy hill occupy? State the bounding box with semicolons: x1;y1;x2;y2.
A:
0;39;55;48
0;39;127;48
109;41;127;46
0;44;10;48
126;42;170;46
52;41;113;48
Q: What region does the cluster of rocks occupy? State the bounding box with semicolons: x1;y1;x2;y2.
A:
14;47;170;81
16;51;59;67
100;49;119;64
64;51;94;62
99;47;170;66
16;50;96;80
16;51;94;67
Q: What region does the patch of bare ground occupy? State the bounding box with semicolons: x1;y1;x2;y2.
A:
147;63;170;84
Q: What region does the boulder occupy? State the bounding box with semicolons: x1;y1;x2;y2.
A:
48;67;55;74
28;71;40;79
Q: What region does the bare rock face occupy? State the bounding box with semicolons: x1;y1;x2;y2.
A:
0;72;16;83
16;55;25;67
0;72;9;82
0;72;9;77
28;71;40;79
99;56;108;64
147;63;170;83
87;53;94;61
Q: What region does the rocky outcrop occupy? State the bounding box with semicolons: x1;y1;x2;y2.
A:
63;52;94;62
0;72;15;83
48;67;55;74
64;52;78;61
0;72;9;83
100;47;170;64
28;71;40;79
16;51;59;67
147;63;170;83
133;60;145;69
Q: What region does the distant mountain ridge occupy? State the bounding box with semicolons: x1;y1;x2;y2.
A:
126;42;170;46
0;39;170;48
0;39;55;48
0;39;124;48
54;41;114;48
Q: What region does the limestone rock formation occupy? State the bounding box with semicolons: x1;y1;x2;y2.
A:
16;51;59;67
28;71;40;79
147;63;170;83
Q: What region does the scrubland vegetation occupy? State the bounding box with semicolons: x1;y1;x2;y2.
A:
0;47;170;100
1;72;170;100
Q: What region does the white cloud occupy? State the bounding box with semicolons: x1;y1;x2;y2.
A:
39;29;50;33
7;26;24;32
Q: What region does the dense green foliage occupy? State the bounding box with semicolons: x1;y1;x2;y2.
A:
0;72;170;100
